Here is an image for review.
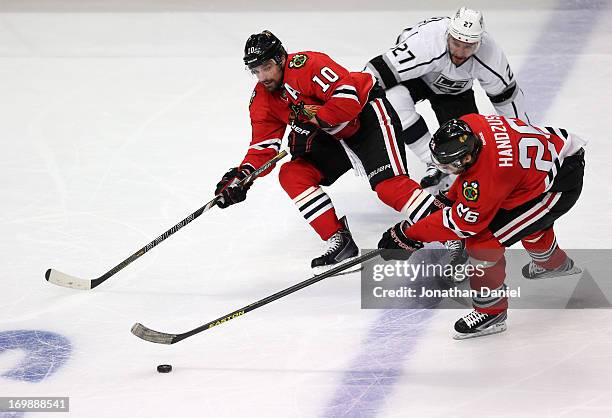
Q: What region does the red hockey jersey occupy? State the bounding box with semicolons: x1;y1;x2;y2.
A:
240;51;376;173
407;114;587;242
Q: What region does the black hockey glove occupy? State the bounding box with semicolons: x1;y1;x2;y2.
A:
214;165;255;209
378;220;424;261
288;120;319;158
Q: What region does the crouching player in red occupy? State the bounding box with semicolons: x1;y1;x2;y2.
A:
378;114;586;339
216;30;454;274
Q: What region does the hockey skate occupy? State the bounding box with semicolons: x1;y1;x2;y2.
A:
522;256;582;280
311;216;360;275
453;309;507;340
420;163;448;188
441;240;469;283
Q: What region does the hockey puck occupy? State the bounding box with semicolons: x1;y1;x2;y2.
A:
157;364;172;373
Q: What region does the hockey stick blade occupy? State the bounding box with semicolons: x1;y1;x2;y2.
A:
44;150;288;290
131;249;382;345
45;268;92;290
131;323;177;345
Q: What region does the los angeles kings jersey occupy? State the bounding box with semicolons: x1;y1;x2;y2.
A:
406;114;586;243
366;17;528;120
240;51;375;172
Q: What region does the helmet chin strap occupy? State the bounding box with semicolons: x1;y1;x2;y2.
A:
276;59;286;91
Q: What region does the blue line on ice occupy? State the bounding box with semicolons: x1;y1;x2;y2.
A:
520;0;608;121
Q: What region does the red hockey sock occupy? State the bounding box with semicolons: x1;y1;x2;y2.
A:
470;255;508;314
374;175;421;211
521;227;567;270
467;231;507;314
375;175;447;224
278;159;342;241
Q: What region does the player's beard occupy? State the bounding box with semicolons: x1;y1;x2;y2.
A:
262;81;278;91
450;53;469;66
261;70;284;92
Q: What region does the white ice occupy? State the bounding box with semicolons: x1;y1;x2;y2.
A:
1;1;612;417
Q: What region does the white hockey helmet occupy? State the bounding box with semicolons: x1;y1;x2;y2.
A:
448;7;484;44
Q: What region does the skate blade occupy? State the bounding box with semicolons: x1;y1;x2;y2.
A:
526;266;583;280
332;265;364;277
312;256;363;277
453;322;507;340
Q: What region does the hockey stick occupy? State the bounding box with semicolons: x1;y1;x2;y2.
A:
130;249;382;344
45;150;288;290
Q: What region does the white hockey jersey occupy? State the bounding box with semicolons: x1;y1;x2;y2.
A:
366;17;529;121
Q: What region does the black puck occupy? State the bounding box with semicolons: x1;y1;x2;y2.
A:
157;364;172;373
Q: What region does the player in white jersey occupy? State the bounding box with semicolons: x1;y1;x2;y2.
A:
366;7;529;189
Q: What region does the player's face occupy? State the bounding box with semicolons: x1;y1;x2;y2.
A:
250;58;284;91
447;36;479;66
433;154;473;175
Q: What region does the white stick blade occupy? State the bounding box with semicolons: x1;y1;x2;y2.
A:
131;323;176;344
45;269;92;290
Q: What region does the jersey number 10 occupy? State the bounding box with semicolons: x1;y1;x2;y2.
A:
312;66;339;93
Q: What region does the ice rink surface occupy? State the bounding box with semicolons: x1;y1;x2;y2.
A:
1;0;612;416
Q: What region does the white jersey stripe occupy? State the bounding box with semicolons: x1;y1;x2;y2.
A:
331;93;361;102
304;202;334;223
249;138;281;151
323;121;350;136
403;190;429;221
493;192;558;238
293;186;322;204
372;98;404;176
496;193;562;244
442;207;477;238
413;194;436;222
334;84;357;92
376;98;406;175
400;189;424;214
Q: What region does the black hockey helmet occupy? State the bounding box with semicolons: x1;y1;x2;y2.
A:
430;118;482;173
243;30;287;69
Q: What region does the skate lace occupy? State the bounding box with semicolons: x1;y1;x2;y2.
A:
528;261;547;276
463;310;488;327
529;258;573;277
445;240;464;253
323;233;343;256
444;240;466;265
445;240;460;249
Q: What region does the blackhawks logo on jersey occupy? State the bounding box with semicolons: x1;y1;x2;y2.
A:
289;54;308;69
249;89;256;107
289;102;304;124
462;180;479;202
289;101;321;123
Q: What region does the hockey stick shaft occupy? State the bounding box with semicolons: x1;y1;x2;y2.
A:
131;249;382;344
46;150;288;289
